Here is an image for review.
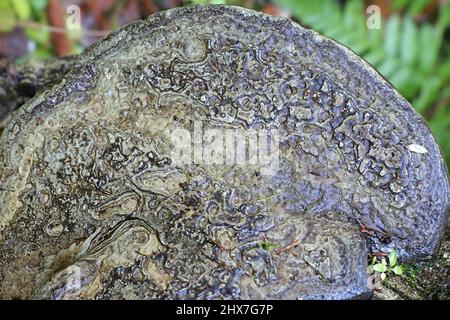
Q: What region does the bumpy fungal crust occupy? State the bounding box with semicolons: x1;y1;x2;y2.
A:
0;5;448;299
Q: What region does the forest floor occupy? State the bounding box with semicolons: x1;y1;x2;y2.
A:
374;225;449;300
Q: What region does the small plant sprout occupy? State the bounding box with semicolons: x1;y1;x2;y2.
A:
261;241;278;252
369;249;403;282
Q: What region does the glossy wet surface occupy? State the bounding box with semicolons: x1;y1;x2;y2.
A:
0;6;448;299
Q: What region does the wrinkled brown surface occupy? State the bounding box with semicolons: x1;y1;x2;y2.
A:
0;6;448;300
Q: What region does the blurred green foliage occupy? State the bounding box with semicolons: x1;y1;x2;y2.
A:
392;0;437;14
0;0;19;32
0;0;56;58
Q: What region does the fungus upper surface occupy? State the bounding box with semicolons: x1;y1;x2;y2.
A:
0;5;448;300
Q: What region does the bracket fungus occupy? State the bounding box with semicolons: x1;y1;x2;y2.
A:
0;5;448;300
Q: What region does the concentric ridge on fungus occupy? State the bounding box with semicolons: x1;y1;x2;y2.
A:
0;5;448;299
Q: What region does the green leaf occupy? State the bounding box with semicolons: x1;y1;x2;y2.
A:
437;59;450;80
261;242;278;251
32;47;53;59
393;0;433;13
378;59;399;79
437;2;450;31
419;24;440;71
0;0;11;10
370;256;377;266
389;250;397;267
364;49;385;66
401;16;418;65
429;106;450;166
392;265;403;276
30;0;47;12
384;16;401;57
414;77;442;113
0;1;16;32
9;0;31;21
373;263;387;273
390;67;420;99
343;0;365;30
25;27;49;46
392;0;410;10
410;0;433;14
